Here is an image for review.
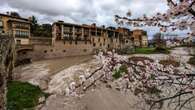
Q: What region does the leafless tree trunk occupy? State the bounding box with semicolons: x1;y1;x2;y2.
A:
0;35;15;110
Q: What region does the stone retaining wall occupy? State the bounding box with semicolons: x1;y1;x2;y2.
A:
27;40;93;61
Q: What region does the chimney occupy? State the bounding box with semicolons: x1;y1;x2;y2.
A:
91;23;96;28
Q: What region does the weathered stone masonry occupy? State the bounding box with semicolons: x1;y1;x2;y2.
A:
0;35;15;110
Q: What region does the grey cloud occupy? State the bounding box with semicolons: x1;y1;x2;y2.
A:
3;0;167;24
0;0;171;37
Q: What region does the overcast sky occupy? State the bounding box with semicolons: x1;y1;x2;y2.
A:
0;0;190;38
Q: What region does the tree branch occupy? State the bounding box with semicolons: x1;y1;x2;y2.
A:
150;91;193;110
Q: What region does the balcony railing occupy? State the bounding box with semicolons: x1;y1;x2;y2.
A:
15;35;29;38
14;25;30;29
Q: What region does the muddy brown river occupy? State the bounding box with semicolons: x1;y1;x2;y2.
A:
13;47;195;110
14;55;93;82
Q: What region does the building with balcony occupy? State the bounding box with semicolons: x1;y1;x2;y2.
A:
0;13;31;45
132;29;148;47
51;21;133;56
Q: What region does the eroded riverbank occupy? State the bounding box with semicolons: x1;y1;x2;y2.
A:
13;47;195;110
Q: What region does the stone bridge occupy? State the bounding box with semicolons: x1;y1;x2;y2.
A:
16;44;33;53
15;44;34;66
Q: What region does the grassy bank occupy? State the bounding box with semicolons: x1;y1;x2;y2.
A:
134;47;170;54
7;81;48;110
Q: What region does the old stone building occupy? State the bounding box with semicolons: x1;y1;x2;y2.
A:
0;13;31;45
51;21;133;56
132;29;148;47
0;13;33;66
24;21;149;60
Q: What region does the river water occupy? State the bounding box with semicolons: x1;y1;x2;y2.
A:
13;47;195;110
13;55;93;86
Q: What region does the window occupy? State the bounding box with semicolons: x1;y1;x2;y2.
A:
44;50;47;53
93;43;96;47
16;40;21;44
108;44;110;48
97;32;101;36
98;38;100;42
0;21;3;27
75;41;78;45
83;49;87;52
50;49;53;52
22;52;27;55
64;34;70;37
0;28;2;33
15;30;29;38
64;27;70;32
85;41;87;44
63;50;66;53
91;32;96;36
100;43;102;47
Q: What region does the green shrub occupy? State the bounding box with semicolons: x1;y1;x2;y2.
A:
134;47;155;54
112;65;128;79
7;81;48;110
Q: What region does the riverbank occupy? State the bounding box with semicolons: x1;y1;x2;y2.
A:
12;47;195;110
13;55;93;90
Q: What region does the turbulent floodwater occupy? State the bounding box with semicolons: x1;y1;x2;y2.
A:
13;55;93;89
13;47;195;110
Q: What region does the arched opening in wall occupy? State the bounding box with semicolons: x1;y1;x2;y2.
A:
83;49;87;52
100;43;102;47
126;40;129;44
131;37;134;42
108;44;110;48
16;49;32;66
63;50;66;53
75;41;78;45
44;50;47;53
50;49;53;52
98;38;100;42
93;43;96;47
22;51;27;55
